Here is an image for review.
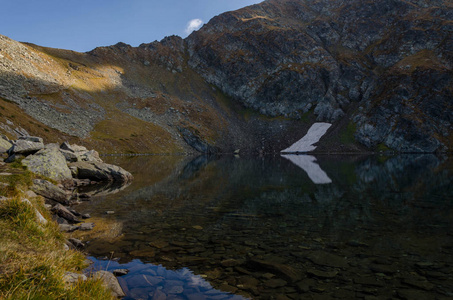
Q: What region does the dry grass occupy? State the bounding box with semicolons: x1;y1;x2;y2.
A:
0;164;114;300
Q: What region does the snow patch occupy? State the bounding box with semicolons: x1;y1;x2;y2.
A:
281;122;332;153
281;155;332;184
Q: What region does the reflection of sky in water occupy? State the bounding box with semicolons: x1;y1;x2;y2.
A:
87;257;248;299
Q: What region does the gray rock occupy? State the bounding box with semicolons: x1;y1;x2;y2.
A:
52;203;80;223
18;136;43;143
63;272;87;285
59;224;79;232
10;139;44;155
80;150;103;163
59;149;79;162
67;238;84;249
24;190;37;198
55;217;68;224
4;153;25;163
22;147;72;181
68;208;81;216
59;142;103;163
0;137;12;153
112;269;129;277
69;161;133;183
79;222;94;231
92;271;126;298
31;179;70;205
81;213;91;219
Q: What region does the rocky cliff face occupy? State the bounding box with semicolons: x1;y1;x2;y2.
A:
187;0;453;152
0;0;451;153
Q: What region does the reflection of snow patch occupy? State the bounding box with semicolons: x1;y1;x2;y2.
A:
282;154;332;184
281;122;332;153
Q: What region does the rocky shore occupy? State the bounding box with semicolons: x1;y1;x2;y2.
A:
0;135;133;298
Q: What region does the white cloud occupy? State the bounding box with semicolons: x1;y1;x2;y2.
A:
185;18;203;35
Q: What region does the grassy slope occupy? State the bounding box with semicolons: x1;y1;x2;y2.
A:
0;163;114;299
0;39;236;154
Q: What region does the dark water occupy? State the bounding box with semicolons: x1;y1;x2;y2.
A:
78;154;453;300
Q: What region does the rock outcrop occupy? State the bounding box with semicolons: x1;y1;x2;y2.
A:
31;179;70;205
5;137;133;184
70;161;133;183
0;136;12;153
22;145;72;181
9;136;44;155
186;0;453;152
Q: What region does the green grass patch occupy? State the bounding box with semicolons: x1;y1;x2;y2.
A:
376;143;391;152
340;122;357;144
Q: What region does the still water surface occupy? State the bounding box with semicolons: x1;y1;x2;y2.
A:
78;154;453;299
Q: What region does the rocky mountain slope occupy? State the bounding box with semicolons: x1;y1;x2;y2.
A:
0;0;452;153
187;0;453;152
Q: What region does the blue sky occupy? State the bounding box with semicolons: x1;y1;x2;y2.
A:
0;0;262;52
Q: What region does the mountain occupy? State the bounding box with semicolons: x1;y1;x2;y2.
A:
187;0;453;152
0;0;452;153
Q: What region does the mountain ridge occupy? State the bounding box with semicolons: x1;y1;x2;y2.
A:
0;0;452;153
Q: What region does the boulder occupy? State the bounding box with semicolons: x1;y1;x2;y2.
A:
59;149;79;163
63;272;87;285
0;136;12;153
67;238;84;249
92;271;126;298
52;203;80;223
31;179;70;205
59;142;102;163
22;147;72;181
80;150;103;162
60;141;87;153
9;139;44;155
19;136;43;143
70;161;133;183
4;153;25;163
59;224;79;232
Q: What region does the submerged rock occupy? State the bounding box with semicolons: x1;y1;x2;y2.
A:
113;269;129;277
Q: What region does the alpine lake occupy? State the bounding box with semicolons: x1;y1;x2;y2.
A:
75;153;453;300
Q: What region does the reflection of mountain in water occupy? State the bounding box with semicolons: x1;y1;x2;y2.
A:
79;154;453;300
77;180;132;197
83;154;452;251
